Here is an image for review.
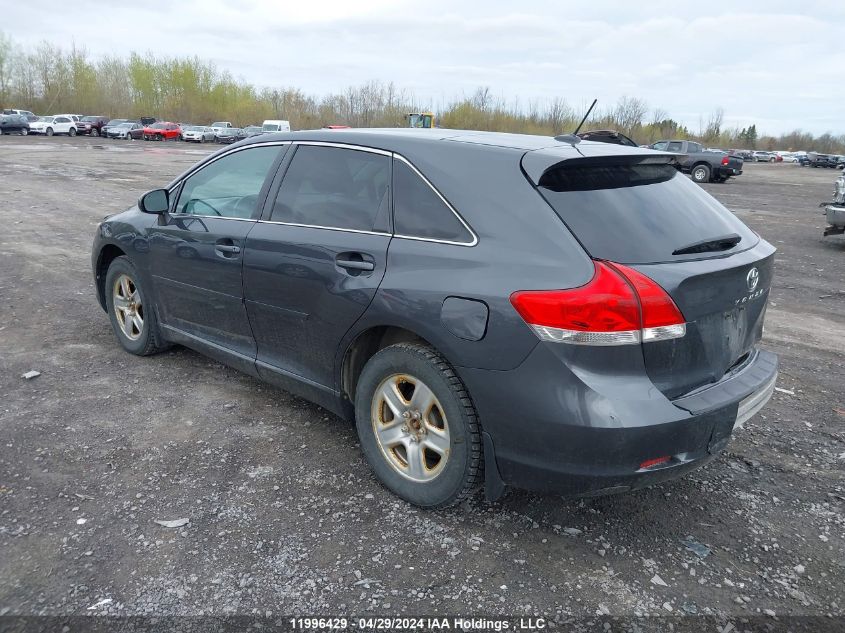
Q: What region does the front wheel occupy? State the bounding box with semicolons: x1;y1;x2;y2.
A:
46;127;54;136
68;127;77;137
355;342;482;508
20;128;28;136
691;164;711;183
91;128;99;137
104;256;169;356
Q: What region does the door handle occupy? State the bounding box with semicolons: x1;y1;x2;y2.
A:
336;259;374;271
215;244;241;254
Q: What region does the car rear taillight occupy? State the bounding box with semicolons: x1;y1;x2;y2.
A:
510;261;686;346
721;156;730;165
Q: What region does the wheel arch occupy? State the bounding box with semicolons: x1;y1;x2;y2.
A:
341;325;444;405
95;243;127;311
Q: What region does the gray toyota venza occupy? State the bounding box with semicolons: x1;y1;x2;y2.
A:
91;129;778;508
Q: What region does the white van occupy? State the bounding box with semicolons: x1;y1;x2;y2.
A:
262;119;291;133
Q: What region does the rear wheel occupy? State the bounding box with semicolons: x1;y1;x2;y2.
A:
691;164;711;183
104;256;169;356
355;342;482;508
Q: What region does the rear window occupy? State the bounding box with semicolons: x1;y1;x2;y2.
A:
537;162;757;264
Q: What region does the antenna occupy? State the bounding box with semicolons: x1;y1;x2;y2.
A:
554;98;598;144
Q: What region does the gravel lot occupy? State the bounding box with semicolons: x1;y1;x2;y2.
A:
0;136;843;630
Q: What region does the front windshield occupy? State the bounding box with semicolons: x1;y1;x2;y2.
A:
118;122;134;128
211;122;227;127
107;119;126;125
37;116;50;122
262;123;278;131
183;126;201;131
150;122;166;129
82;116;98;122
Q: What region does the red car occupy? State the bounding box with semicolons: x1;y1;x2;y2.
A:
142;122;181;141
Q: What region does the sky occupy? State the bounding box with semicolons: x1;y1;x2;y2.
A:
5;0;844;136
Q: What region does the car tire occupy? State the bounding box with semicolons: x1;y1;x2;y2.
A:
46;127;54;136
769;157;775;163
691;164;711;183
69;127;77;137
21;128;28;136
91;128;99;137
354;342;482;508
104;256;169;356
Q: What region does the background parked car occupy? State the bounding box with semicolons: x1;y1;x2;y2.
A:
808;152;838;168
209;121;233;135
139;117;158;126
181;125;216;143
101;118;131;136
215;127;241;144
143;122;181;141
107;121;143;140
29;115;77;136
729;149;754;160
752;151;776;162
78;115;110;136
237;125;264;140
0;113;30;135
2;108;35;117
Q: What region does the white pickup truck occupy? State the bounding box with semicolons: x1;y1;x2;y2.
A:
822;170;845;237
209;121;233;136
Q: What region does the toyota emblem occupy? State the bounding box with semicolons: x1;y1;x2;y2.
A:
746;267;759;292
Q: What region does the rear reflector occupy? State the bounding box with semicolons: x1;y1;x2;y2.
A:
510;261;686;346
639;456;671;470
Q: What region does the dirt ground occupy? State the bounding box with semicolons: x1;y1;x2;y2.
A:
0;136;843;630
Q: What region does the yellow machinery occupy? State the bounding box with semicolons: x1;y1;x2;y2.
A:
407;112;434;128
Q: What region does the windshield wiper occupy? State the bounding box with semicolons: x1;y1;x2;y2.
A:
672;233;741;256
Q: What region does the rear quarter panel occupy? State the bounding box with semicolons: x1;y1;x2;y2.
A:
339;142;595;377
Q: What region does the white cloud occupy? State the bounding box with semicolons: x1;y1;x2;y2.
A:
3;0;843;135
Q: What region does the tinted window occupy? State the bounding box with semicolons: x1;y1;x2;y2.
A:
393;160;473;243
538;161;757;264
271;145;390;231
56;117;70;123
666;141;683;152
175;146;281;219
686;142;702;153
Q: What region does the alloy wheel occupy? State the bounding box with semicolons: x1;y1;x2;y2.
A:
371;373;450;482
112;274;144;341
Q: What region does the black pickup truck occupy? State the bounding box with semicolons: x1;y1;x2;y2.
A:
649;139;744;183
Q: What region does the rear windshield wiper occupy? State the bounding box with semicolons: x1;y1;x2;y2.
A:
672;233;741;256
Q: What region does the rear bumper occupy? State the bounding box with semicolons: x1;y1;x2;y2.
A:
458;344;777;498
825;204;845;228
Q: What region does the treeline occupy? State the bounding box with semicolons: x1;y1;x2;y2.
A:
1;33;843;153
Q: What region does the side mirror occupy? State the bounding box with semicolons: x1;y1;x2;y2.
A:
139;189;169;214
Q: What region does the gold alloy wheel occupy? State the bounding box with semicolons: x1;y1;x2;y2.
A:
112;273;144;341
371;374;451;482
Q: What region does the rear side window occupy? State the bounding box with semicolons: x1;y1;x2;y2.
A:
667;141;683;152
393;159;474;244
537;162;757;264
271;145;390;232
